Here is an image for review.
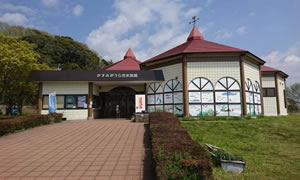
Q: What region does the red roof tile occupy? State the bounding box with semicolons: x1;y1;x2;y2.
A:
142;27;246;63
103;48;141;71
261;65;288;77
261;65;280;72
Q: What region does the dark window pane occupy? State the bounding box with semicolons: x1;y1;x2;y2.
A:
263;88;276;97
267;88;275;97
66;96;76;108
43;96;49;109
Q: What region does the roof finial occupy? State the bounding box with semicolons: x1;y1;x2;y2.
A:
189;16;199;27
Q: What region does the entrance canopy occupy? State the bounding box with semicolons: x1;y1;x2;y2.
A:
28;70;164;82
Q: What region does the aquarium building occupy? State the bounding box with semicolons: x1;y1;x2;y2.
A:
29;27;288;120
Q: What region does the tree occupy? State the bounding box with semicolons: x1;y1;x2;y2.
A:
0;22;112;70
288;83;300;104
0;33;50;115
22;34;101;70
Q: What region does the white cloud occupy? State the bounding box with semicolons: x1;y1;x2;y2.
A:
42;0;58;7
249;12;256;17
284;55;300;64
72;4;84;16
215;30;233;40
184;8;201;18
262;43;300;85
86;0;208;61
0;13;28;26
0;3;34;14
236;26;247;35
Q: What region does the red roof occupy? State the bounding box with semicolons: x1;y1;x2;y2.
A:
261;65;280;72
103;48;141;71
142;27;246;63
261;65;288;77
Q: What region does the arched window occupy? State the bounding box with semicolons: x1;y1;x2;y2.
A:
253;81;262;115
146;83;163;112
188;77;214;116
245;79;261;116
215;77;241;116
163;79;183;116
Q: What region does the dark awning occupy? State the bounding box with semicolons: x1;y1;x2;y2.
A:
28;70;164;82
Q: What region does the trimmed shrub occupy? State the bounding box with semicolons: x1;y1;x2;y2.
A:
0;114;63;136
150;112;213;180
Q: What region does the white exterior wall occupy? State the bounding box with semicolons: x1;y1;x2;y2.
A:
277;76;288;115
261;75;288;116
187;60;240;85
262;76;278;116
42;82;89;120
263;98;278;116
152;63;183;87
262;76;275;88
43;82;88;95
244;60;260;84
41;110;88;120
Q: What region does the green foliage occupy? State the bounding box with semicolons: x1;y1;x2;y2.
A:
150;112;213;180
22;33;101;70
0;22;47;37
0;22;112;70
0;114;63;136
210;149;244;166
288;83;300;104
182;115;300;180
0;33;50;114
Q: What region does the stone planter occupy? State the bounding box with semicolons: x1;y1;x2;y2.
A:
135;113;149;123
221;160;246;174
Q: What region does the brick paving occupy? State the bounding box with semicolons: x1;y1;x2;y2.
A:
0;120;154;180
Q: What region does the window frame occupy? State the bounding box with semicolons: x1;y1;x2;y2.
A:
163;79;183;116
263;88;276;97
245;79;262;116
42;94;88;110
188;77;215;117
146;82;164;112
215;77;242;117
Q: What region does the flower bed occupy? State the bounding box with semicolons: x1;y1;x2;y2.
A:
0;114;63;136
149;112;213;180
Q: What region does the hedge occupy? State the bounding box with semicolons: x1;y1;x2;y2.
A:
149;112;213;180
0;113;63;136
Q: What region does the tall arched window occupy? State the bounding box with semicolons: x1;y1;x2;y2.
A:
147;83;163;112
163;79;183;116
245;79;261;116
215;77;241;116
188;77;214;116
253;81;262;115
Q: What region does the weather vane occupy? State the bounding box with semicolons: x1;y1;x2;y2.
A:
189;16;200;27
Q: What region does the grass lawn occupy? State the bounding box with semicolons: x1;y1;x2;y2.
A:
181;115;300;180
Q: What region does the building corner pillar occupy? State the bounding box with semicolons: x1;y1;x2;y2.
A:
182;56;189;117
38;82;43;115
239;56;247;116
88;82;93;120
259;66;265;115
275;73;280;115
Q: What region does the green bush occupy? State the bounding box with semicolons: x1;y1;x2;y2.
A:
150;112;213;180
0;113;63;136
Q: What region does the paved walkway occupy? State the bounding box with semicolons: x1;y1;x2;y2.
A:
0;120;154;180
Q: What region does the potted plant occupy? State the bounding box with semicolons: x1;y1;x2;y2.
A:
206;144;246;174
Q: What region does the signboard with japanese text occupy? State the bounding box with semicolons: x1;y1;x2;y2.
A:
135;94;145;113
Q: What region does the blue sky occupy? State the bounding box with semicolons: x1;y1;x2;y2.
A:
0;0;299;84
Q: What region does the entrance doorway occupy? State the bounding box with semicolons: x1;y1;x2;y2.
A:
99;87;136;119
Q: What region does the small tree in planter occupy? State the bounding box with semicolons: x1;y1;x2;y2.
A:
206;144;246;174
